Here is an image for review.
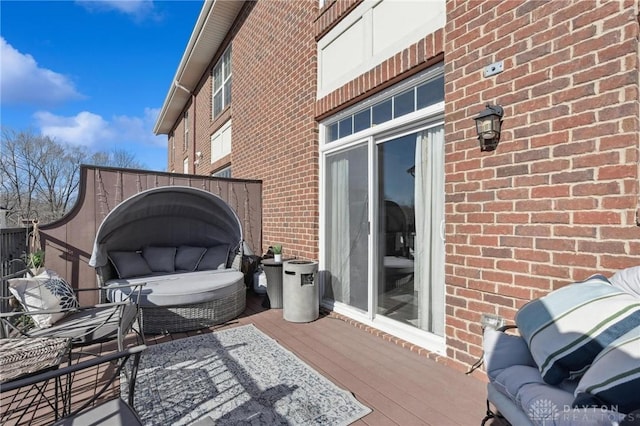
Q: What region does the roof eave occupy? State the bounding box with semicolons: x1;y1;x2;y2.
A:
153;0;245;135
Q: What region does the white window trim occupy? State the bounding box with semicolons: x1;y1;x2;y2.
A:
210;119;232;164
319;99;446;355
212;46;232;120
183;111;189;150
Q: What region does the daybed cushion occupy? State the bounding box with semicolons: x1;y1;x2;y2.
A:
108;251;152;279
175;246;207;271
105;269;244;307
516;274;640;385
609;265;640;297
197;245;230;271
142;246;176;273
573;327;640;414
8;269;79;328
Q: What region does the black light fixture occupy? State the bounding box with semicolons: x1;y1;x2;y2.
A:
474;104;504;152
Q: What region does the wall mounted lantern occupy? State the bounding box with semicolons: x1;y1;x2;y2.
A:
474;104;504;152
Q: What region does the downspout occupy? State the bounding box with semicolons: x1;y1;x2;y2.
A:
174;81;196;174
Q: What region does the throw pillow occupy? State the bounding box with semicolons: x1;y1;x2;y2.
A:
516;274;640;385
573;327;640;414
8;269;79;328
175;246;207;271
609;265;640;297
142;246;176;273
108;251;152;278
197;245;230;271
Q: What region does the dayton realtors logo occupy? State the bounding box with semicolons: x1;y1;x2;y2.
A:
528;399;559;424
528;399;625;425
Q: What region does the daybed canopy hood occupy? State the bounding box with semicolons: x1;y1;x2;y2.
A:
89;186;243;268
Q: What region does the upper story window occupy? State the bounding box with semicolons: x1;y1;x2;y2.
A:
183;157;189;174
324;67;444;143
169;131;175;162
183;111;189;150
212;46;232;119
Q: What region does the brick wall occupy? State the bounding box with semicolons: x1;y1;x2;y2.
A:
444;0;640;371
232;0;319;259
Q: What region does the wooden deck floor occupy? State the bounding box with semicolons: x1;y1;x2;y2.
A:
2;292;496;425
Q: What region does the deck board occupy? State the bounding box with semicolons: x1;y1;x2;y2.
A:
1;292;495;425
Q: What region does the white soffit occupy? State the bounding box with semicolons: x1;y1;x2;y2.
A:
154;0;245;135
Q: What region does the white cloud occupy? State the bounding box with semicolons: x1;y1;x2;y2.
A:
34;111;113;146
34;108;166;148
0;37;83;106
75;0;159;21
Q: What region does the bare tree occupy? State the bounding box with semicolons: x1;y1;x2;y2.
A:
1;128;145;227
0;128;44;226
89;147;145;169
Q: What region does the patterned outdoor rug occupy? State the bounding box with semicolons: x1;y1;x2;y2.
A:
122;324;371;425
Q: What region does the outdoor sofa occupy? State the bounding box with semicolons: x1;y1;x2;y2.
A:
482;265;640;425
89;186;247;334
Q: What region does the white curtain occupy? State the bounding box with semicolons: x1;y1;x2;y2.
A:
414;125;445;336
330;157;351;304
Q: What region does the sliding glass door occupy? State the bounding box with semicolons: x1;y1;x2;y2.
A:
320;67;445;349
377;125;444;336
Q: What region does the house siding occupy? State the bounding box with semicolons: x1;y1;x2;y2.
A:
165;0;640;373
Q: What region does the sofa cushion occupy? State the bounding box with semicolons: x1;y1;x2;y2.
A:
175;246;207;272
8;269;79;328
516;274;640;385
109;251;152;279
197;245;230;271
483;327;536;381
573;327;640;414
609;265;640;297
142;246;176;273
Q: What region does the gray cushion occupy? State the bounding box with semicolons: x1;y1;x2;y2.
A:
483;327;536;381
108;251;152;279
105;270;244;307
28;304;136;345
197;245;230;271
175;246;207;271
142;246;176;273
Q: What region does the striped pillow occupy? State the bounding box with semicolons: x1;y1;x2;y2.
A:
516;275;640;385
573;327;640;414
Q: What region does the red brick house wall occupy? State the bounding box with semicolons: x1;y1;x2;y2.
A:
232;1;319;260
444;0;640;370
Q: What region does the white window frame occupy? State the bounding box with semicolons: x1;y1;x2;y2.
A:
183;111;189;151
212;46;232;120
183;157;189;174
319;69;446;355
210;120;232;164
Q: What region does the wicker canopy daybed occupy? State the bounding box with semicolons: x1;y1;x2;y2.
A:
88;186;246;334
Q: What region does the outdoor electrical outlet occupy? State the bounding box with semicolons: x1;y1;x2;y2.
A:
481;313;505;330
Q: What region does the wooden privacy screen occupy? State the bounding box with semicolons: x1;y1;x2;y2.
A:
40;166;262;304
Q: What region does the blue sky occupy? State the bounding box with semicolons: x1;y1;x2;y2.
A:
1;0;203;171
